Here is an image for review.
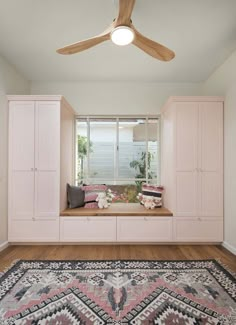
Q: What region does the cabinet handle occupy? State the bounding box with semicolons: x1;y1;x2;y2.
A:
198;217;201;221
31;168;34;171
32;217;35;221
144;217;148;221
35;168;37;171
87;217;90;221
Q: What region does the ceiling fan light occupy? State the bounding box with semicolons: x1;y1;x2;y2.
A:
111;26;134;46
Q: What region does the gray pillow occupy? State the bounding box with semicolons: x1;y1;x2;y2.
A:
67;183;85;208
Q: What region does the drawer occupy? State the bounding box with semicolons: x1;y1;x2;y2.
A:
60;217;116;242
173;217;223;242
8;219;59;242
117;216;172;242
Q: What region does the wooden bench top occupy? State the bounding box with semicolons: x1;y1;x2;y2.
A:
60;203;173;217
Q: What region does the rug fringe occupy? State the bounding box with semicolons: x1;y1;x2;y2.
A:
0;259;20;278
215;258;236;277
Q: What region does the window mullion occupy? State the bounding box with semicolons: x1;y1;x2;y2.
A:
145;117;148;183
115;118;119;184
75;118;78;185
87;117;90;184
157;118;160;185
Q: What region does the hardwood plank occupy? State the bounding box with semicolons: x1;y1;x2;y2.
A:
61;203;173;216
0;245;235;273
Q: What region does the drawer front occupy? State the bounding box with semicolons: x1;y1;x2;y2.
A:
173;217;223;242
8;219;59;242
60;217;117;242
117;216;172;242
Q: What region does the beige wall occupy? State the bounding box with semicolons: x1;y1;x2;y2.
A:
0;55;30;245
203;50;236;253
1;50;235;253
31;81;202;115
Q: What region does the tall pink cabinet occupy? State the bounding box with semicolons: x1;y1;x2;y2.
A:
161;97;224;242
8;96;75;242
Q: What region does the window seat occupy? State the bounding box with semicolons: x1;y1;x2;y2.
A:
60;203;173;242
60;203;173;217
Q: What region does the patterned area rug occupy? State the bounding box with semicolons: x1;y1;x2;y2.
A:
0;260;235;324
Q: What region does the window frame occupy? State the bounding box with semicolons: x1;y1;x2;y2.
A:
75;115;161;185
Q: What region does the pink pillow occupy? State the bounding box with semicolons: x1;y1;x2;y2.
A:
84;202;98;209
141;184;164;207
81;184;107;192
82;184;108;205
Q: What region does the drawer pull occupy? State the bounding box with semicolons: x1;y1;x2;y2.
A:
144;217;148;221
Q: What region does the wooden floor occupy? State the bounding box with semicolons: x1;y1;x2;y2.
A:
0;244;235;273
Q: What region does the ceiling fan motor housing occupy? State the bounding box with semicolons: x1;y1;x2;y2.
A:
110;26;135;46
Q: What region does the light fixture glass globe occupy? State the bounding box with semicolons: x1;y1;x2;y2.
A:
111;26;134;46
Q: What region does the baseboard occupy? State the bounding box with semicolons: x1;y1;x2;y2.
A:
0;241;9;252
222;241;236;255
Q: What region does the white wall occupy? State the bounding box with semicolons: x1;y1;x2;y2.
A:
204;51;236;95
31;81;202;115
0;55;30;246
203;50;236;254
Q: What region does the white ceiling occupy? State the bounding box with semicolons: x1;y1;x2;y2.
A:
0;0;236;82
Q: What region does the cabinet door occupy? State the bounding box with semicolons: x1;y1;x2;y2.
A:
60;217;117;242
9;102;35;220
9;219;59;242
175;103;198;171
117;216;172;242
173;217;223;242
175;103;198;216
199;102;223;217
10;172;34;220
34;102;60;218
9;101;35;170
176;172;198;216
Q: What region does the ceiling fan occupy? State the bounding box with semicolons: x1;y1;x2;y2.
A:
57;0;175;61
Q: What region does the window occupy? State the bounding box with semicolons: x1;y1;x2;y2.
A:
75;117;160;202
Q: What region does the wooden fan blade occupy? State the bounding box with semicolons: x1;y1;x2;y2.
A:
131;25;175;61
57;24;114;55
115;0;136;26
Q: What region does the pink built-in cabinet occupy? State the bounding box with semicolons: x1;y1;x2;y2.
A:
161;96;224;242
8;96;75;242
8;95;223;243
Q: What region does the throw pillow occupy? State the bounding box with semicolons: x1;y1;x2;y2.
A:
84;202;99;209
82;184;107;204
141;184;164;207
67;183;85;209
